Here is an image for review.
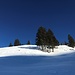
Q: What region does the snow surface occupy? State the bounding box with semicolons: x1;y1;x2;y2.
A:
0;45;74;57
0;45;75;75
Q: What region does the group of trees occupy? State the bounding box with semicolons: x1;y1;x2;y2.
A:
36;26;59;52
9;39;21;47
9;26;75;52
9;39;31;47
35;26;75;52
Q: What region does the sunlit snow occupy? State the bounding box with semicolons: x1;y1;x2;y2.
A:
0;45;75;75
0;45;74;57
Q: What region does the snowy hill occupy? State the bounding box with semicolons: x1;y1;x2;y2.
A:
0;45;74;57
0;45;75;75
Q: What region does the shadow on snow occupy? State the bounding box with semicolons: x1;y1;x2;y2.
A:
0;52;75;75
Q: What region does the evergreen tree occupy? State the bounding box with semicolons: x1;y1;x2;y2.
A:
52;36;59;46
68;34;75;47
46;29;53;47
36;26;47;50
14;39;21;46
46;29;59;51
27;40;30;45
9;43;13;47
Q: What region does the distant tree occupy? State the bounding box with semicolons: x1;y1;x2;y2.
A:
36;26;47;50
27;40;30;45
14;39;21;46
46;29;53;48
9;43;13;47
64;41;68;45
52;36;59;46
46;29;59;52
68;34;75;47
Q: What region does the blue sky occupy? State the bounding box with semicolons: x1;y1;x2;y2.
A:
0;0;75;47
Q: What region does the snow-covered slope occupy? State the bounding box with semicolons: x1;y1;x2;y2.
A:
0;45;75;75
0;45;75;57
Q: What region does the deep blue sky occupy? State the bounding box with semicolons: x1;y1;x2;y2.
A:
0;0;75;47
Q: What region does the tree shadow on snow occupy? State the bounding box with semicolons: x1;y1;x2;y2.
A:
18;47;39;50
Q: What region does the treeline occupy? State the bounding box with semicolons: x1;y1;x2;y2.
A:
35;26;75;52
9;26;75;51
9;39;31;47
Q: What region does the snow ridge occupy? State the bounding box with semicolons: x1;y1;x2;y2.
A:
0;45;75;57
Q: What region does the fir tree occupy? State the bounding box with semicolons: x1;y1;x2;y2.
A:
27;40;30;45
36;26;47;50
52;36;59;46
46;29;54;48
68;34;75;47
14;39;21;46
46;29;59;51
9;43;13;47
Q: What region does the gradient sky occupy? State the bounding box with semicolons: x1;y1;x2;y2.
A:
0;0;75;47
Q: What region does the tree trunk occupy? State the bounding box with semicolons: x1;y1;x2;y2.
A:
52;48;54;52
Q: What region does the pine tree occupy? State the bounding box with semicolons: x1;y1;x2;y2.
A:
27;40;30;45
52;36;59;46
68;34;75;47
14;39;21;46
36;26;47;50
46;29;59;51
9;43;13;47
46;29;53;48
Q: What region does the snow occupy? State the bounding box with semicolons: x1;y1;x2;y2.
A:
0;45;75;75
0;45;74;57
